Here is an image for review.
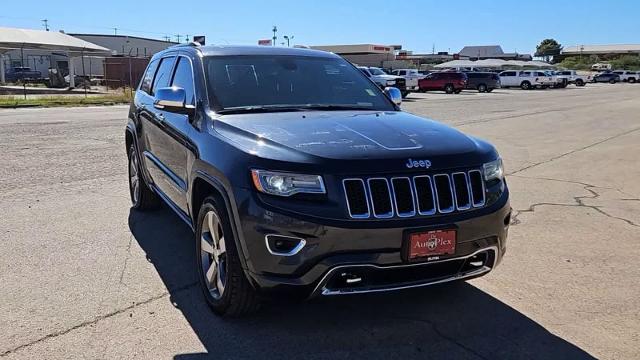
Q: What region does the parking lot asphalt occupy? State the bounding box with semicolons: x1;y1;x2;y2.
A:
1;83;639;359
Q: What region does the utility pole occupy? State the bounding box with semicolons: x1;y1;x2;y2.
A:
163;35;170;42
42;19;49;31
284;35;294;47
174;34;181;43
185;35;190;43
272;26;277;46
113;28;118;36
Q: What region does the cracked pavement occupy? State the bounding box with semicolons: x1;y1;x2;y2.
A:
1;84;639;359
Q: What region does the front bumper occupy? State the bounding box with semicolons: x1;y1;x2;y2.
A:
232;187;510;299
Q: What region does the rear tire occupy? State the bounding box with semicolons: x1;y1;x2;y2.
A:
575;79;584;86
477;83;487;93
444;84;454;94
128;144;160;210
629;78;636;84
520;81;531;90
196;196;261;316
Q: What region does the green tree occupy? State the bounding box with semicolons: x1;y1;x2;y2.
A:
535;39;562;62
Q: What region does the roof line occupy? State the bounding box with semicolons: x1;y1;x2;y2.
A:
68;33;179;44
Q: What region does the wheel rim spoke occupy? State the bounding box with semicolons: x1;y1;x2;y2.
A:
205;262;217;289
200;210;226;298
201;233;214;254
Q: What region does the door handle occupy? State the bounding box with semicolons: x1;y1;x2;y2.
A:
156;112;165;123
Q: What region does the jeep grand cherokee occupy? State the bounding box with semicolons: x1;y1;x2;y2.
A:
126;44;511;316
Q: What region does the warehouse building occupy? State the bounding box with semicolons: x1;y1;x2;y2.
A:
560;44;640;59
458;45;532;61
310;44;399;67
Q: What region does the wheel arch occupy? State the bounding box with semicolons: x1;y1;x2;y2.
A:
189;171;257;277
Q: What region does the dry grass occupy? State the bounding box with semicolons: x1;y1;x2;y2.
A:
0;93;132;108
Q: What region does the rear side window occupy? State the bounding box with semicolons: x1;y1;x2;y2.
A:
151;56;176;95
398;70;406;75
139;59;159;94
501;71;516;76
171;57;195;106
467;73;479;78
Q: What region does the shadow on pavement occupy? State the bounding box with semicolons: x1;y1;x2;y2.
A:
128;207;595;360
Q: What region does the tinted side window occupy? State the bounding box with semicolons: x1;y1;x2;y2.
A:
171;57;195;105
151;56;176;95
502;71;515;76
140;59;159;94
467;73;479;78
399;70;406;75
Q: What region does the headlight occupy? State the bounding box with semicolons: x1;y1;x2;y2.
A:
386;80;395;85
251;170;326;197
483;158;504;181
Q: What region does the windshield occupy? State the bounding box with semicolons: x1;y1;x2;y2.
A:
204;55;395;112
367;67;386;76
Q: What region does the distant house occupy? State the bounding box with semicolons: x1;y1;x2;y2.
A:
458;45;532;61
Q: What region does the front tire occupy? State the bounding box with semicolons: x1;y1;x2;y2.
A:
520;81;531;90
609;79;616;84
477;83;487;93
444;84;454;94
575;79;584;86
128;144;159;210
629;78;636;83
196;196;260;316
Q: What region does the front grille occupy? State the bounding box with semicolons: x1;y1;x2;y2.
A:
343;170;485;219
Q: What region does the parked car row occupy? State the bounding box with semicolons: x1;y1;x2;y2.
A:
357;64;637;96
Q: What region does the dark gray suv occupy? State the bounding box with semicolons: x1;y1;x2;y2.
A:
126;43;511;316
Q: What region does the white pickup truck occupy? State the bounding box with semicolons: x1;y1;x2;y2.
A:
390;69;425;92
554;70;591;87
612;70;638;83
499;70;556;90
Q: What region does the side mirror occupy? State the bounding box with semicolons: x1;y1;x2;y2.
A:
384;86;402;106
154;87;195;115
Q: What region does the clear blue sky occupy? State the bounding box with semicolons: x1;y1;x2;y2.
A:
1;0;639;54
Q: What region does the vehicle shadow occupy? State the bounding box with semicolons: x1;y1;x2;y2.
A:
128;207;596;360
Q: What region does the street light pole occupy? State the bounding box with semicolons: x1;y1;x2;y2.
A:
284;35;294;47
272;26;277;46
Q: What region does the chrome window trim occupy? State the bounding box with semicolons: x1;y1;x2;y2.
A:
264;234;306;256
452;171;472;211
468;170;486;207
391;177;416;217
342;178;371;219
433;174;455;214
367;178;394;218
413;175;436;215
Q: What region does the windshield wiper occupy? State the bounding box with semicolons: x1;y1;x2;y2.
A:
217;103;374;114
217;105;309;115
300;104;374;111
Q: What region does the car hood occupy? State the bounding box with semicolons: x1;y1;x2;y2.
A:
213;111;497;171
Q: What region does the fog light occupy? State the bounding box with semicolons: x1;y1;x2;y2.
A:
265;234;306;256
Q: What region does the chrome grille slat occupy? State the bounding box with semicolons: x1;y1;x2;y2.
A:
391;177;416;217
343;179;370;218
343;170;486;219
367;178;394;218
413;175;436;215
451;172;471;210
468;170;486;207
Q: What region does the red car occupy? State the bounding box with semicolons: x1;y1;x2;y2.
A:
418;72;468;94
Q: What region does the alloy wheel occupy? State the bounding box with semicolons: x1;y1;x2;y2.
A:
129;151;140;205
200;210;227;299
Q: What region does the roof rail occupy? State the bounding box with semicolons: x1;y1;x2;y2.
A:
169;42;202;49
